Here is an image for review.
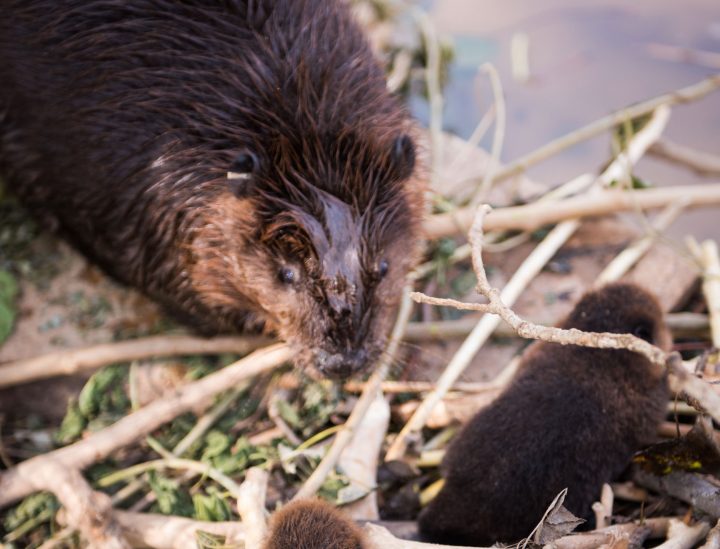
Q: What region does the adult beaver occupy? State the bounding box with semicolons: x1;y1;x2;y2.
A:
0;0;425;378
418;283;671;546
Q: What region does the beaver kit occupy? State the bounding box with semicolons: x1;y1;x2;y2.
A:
263;499;367;549
418;283;671;546
0;0;425;378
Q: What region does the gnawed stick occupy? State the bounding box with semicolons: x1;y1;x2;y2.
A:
0;334;270;388
425;182;720;238
591;484;614;530
237;467;269;549
364;523;491;548
545;517;670;549
292;288;413;500
339;392;390;520
654;519;711;549
114;511;245;549
22;460;130;549
699;520;720;549
634;469;720;519
687;238;720;348
0;343;292;507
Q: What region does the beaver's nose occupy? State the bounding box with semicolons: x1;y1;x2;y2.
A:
315;349;369;379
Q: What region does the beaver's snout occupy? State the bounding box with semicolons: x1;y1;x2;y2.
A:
315;348;370;379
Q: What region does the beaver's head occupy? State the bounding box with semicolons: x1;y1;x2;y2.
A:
186;123;424;378
174;2;425;378
562;282;671;351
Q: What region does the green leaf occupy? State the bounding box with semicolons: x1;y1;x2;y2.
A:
3;493;58;532
147;471;194;517
55;398;87;445
0;301;15;344
78;364;128;417
275;399;302;430
195;529;238;549
193;488;233;522
201;431;231;462
318;473;350;503
0;269;18;302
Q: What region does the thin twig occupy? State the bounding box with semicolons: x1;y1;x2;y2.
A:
98;457;244;500
688;239;720;348
386;218;579;460
292;288;413;500
0;344;292;508
649;138;720;177
646;43;720;70
111;386;246;509
472;63;506;205
404;312;710;341
415;9;443;189
0;334;270;388
482;73;720;186
595;201;687;286
343;378;503;394
269;389;302;446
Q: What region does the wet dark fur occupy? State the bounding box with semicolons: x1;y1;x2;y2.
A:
0;0;425;378
263;500;367;549
418;283;671;546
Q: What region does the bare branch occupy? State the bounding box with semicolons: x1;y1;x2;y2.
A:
0;334;270;388
649;138;720;177
237;467;269;549
688;239;720;347
0;344;292;508
114;511;244;549
654;519;711;549
23;461;130;549
483;74;720;186
339;393;390;520
425;182;720;238
699;520;720;549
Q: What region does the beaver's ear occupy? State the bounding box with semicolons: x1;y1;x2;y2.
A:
227;150;260;198
390;134;416;181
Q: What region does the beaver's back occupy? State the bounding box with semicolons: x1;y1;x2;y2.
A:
0;0;410;330
0;0;379;266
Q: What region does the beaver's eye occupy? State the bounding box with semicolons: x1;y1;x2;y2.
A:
279;267;296;285
392;134;415;179
632;323;652;342
227;151;259;179
377;259;389;278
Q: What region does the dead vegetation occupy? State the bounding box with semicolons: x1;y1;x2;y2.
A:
2;1;720;548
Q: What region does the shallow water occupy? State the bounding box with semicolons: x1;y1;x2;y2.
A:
419;0;720;239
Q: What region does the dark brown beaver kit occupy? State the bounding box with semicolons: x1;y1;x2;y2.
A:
263;499;367;549
0;0;425;378
418;282;671;546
